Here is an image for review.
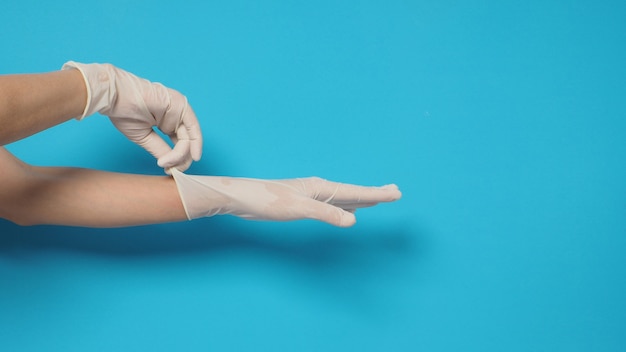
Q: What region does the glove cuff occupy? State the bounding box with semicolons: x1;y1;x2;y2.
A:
61;61;114;120
171;168;193;220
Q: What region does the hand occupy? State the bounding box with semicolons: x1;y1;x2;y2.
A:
62;61;203;173
171;170;402;227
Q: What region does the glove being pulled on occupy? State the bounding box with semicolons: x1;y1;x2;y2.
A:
62;61;202;173
171;169;402;227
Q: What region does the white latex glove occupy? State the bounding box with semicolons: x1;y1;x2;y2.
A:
62;61;202;173
171;169;402;227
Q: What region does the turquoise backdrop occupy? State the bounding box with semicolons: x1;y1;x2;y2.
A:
1;1;625;351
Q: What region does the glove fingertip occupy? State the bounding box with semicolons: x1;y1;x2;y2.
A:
191;144;203;161
156;157;170;168
339;211;357;227
157;156;178;169
159;153;192;173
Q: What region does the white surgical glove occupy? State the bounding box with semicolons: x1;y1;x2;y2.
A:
171;169;402;227
62;61;203;173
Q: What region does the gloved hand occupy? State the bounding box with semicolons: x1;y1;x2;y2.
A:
171;169;402;227
62;61;202;173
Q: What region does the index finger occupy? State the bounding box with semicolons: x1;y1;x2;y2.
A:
304;178;402;205
181;100;203;161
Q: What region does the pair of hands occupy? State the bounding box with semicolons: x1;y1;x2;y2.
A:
67;62;400;227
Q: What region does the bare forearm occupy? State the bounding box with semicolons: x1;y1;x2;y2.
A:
5;165;187;227
0;69;86;145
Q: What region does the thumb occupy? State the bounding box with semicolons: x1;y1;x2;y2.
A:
303;199;357;227
157;127;193;171
157;138;192;171
135;130;192;173
135;130;174;161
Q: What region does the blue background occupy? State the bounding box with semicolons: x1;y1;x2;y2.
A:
1;0;625;351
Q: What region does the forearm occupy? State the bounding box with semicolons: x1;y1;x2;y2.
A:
0;69;86;145
4;165;187;227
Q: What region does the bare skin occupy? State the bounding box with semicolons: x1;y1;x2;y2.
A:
0;147;186;227
0;69;87;145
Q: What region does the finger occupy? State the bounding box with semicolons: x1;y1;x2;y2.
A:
135;129;174;161
160;90;203;161
153;84;180;134
304;177;402;205
181;101;203;161
157;128;191;170
137;131;191;173
158;88;203;162
336;202;380;211
163;128;194;170
161;156;192;174
302;199;357;227
157;137;192;172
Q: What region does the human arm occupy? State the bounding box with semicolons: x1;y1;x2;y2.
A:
0;69;87;146
0;147;186;227
0;147;401;228
0;63;203;172
171;169;402;227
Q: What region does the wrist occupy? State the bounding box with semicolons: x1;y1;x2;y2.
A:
61;61;115;120
171;169;227;220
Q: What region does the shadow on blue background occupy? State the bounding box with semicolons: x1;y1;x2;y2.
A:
0;218;419;263
0;218;426;351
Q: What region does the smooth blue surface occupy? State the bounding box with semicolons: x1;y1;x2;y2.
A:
1;1;625;351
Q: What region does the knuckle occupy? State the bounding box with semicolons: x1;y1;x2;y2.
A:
306;176;325;185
